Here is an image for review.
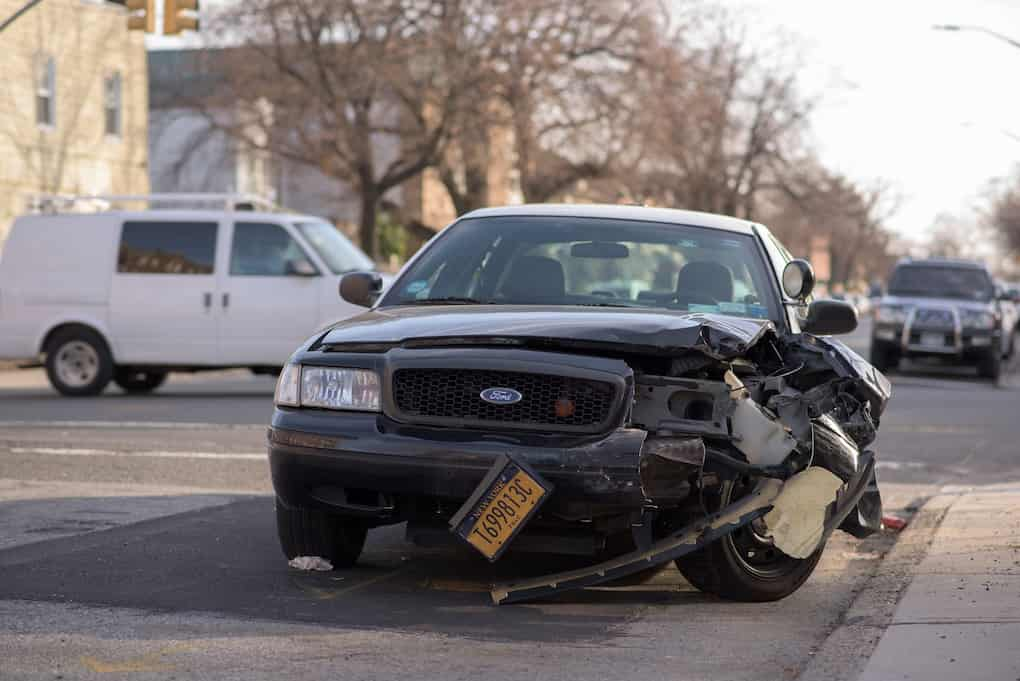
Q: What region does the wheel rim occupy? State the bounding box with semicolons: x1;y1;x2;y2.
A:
54;341;100;388
723;477;802;579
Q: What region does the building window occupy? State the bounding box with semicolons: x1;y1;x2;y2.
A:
36;55;55;128
104;71;122;137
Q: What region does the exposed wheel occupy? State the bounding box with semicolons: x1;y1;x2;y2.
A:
275;498;367;569
113;368;167;394
674;477;824;602
869;341;898;373
44;326;113;397
977;348;1002;381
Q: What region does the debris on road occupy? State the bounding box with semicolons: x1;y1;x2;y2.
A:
288;556;334;571
881;515;908;531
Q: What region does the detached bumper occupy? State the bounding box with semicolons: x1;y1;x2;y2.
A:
268;409;651;524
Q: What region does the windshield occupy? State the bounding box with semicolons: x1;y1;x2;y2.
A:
380;216;781;322
296;221;374;274
888;265;993;302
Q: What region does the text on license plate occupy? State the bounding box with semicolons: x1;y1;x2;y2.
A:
920;332;946;347
465;470;545;559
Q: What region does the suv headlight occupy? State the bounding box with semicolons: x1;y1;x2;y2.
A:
960;309;996;330
274;364;381;411
874;305;907;324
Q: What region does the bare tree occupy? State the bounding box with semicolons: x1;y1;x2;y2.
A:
200;0;493;256
988;167;1020;257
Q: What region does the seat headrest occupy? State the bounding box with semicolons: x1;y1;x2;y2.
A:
676;261;734;302
502;255;566;301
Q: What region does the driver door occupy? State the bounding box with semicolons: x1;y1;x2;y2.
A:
218;221;321;365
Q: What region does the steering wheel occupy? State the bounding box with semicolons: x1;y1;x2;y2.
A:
674;292;719;308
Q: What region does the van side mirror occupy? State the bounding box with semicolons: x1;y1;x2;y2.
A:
802;299;858;336
286;258;318;277
339;271;383;307
782;259;815;300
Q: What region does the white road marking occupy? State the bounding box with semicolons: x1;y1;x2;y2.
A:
0;421;264;430
875;461;927;471
9;447;265;461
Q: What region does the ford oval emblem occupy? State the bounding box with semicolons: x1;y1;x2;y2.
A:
480;387;523;405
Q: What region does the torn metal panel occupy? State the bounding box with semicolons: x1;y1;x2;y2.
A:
638;436;706;503
631;375;732;437
491;478;783;605
764;467;844;558
725;371;798;467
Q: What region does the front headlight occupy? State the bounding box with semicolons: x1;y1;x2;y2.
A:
274;365;381;411
874;305;907;324
960;309;996;329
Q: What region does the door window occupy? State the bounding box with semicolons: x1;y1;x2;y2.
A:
230;222;315;276
118;221;218;274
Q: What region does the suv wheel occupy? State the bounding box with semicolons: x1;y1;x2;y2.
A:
44;327;114;396
275;499;367;569
673;477;824;601
978;348;1003;381
869;341;898;373
114;368;168;394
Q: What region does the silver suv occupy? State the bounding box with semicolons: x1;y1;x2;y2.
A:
870;258;1017;379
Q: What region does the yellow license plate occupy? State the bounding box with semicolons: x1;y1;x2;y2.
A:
450;456;552;561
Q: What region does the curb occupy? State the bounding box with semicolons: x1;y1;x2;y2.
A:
797;493;958;681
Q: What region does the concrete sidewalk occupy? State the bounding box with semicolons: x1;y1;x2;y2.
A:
858;484;1020;681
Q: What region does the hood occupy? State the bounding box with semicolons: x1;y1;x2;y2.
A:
318;305;776;358
879;294;993;312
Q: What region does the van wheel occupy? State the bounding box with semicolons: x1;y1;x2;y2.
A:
114;368;168;394
977;348;1002;381
276;498;367;569
673;477;824;601
44;327;114;397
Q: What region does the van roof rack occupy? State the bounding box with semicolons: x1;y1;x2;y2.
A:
25;193;282;214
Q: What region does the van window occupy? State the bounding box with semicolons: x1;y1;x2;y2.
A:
118;222;217;274
230;222;313;276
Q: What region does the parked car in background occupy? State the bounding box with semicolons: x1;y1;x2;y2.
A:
0;195;384;396
870;258;1016;379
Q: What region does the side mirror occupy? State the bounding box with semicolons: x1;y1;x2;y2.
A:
339;271;383;307
782;259;816;300
802;299;858;336
286;258;318;277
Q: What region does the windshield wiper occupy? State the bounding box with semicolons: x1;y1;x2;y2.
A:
404;297;488;305
575;301;635;308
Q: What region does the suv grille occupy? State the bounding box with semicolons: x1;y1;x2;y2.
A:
914;308;954;328
391;368;617;431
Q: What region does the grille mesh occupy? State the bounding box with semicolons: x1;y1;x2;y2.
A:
914;308;954;328
391;368;616;430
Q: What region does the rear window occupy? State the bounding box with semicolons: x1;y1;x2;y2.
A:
888;265;993;302
118;221;218;275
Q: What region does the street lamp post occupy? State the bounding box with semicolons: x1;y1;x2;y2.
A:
933;24;1020;50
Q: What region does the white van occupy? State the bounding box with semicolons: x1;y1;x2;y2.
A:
0;196;380;396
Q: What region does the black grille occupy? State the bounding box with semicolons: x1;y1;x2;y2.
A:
391;368;617;430
914;308;954;328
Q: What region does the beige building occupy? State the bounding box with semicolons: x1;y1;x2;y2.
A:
0;0;148;245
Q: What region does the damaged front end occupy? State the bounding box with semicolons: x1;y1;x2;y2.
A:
489;318;890;604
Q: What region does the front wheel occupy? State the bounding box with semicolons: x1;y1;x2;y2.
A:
114;368;168;394
977;348;1002;381
869;341;898;373
275;499;367;569
44;327;114;396
674;478;824;601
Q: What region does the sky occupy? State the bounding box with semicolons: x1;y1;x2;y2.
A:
150;0;1020;242
724;0;1020;241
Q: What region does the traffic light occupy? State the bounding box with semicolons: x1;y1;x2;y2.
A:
125;0;154;33
163;0;199;35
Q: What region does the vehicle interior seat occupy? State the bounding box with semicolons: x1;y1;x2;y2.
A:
676;261;734;302
501;255;566;302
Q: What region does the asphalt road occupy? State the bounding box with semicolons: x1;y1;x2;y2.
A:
0;319;1017;680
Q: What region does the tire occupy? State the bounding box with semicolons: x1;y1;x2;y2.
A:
869;341;898;373
113;368;168;394
44;326;114;397
977;348;1002;381
674;479;824;602
275;498;367;569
